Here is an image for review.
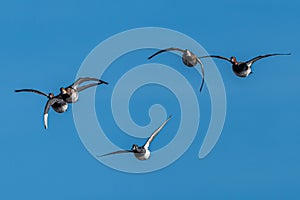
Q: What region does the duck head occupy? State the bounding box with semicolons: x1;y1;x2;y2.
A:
230;56;238;65
60;87;67;94
49;93;54;98
131;144;138;151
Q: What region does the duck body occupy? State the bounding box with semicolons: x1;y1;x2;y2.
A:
133;146;151;160
232;62;252;77
51;100;68;113
182;50;198;67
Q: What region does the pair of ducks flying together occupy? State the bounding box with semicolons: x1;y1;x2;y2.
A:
148;48;291;91
15;77;108;129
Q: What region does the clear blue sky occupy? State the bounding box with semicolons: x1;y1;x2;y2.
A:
1;0;300;199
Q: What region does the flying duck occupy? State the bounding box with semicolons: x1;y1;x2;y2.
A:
14;89;68;129
148;47;205;92
59;77;108;103
198;53;291;77
98;116;172;161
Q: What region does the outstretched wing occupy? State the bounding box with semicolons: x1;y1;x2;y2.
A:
77;80;109;92
246;53;291;65
196;57;205;92
69;77;105;89
198;55;232;63
97;150;133;157
148;47;185;59
15;89;49;98
143;115;172;149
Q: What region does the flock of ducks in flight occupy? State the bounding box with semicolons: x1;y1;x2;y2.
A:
15;48;291;161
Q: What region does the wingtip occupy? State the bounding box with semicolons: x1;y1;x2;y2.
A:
199;83;204;92
44;122;48;129
199;81;205;92
279;53;291;56
99;80;109;85
166;115;173;121
96;154;112;158
276;53;291;56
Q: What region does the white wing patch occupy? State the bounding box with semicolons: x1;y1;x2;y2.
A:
44;113;48;129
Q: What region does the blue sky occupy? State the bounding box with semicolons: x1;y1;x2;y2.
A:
1;0;300;199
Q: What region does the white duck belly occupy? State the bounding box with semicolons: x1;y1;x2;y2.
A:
134;149;151;160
